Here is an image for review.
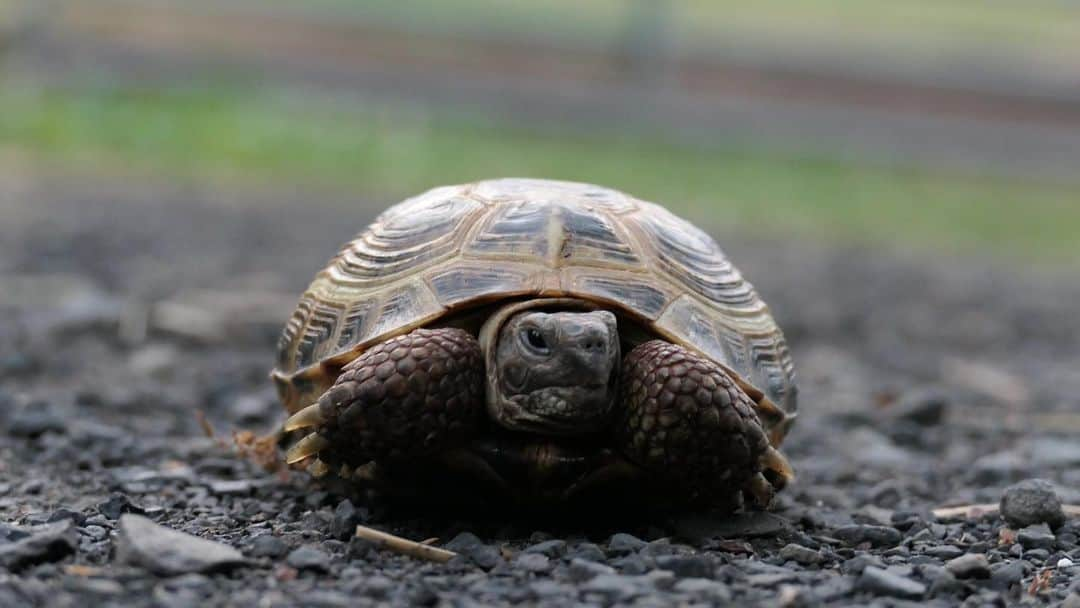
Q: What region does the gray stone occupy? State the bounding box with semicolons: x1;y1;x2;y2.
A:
607;533;646;555
833;525;903;547
581;574;641;601
927;568;964;597
513;552;551;573
522;539;566;558
972;450;1024;483
248;534;288;558
6;404;66;437
0;521;77;572
672;512;791;542
989;560;1026;591
923;545;964;560
0;523;30;543
567;542;606;562
612;554;649;575
890;387;949;426
1062;592;1080;608
567;558;616;582
779;543;825;565
528;580;571;598
857;566;926;599
330;499;364;540
1000;479;1066;529
672;578;732;601
1026;439;1080;469
286;546;330;572
97;493;145;520
945;553;990;579
116;514;246;575
654;554;714;578
1017;523;1056;550
445;533;499;570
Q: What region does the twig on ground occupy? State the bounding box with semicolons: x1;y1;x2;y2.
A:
934;503;1080;520
355;525;458;563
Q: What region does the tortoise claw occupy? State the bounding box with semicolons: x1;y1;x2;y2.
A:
746;473;776;508
285;433;330;464
307;458;332;478
761;445;794;489
284;403;325;432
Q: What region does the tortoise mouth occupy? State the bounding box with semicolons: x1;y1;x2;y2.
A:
496;386;613;435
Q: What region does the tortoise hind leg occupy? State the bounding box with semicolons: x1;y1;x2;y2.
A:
615;339;792;508
284;327;485;471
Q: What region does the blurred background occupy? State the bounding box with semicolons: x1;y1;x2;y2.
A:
1;3;1080;576
2;0;1079;265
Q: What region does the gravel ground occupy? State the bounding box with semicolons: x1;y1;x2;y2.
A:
1;177;1079;607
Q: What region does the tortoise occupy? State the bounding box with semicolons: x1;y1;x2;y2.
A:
272;178;797;509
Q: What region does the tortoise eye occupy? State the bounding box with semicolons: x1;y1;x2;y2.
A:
523;328;549;353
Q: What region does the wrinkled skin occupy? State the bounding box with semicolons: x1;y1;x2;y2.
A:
489;310;620;435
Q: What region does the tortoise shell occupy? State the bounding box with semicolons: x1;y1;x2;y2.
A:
272;179;797;442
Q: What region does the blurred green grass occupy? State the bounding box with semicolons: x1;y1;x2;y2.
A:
2;83;1079;265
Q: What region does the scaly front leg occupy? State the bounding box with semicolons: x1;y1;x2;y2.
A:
283;328;485;473
615;340;793;508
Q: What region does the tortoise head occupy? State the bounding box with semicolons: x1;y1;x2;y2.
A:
480;300;620;435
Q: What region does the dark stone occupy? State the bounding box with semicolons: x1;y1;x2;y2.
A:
779;543;824;566
330;499;364;540
566;543;606;563
1000;479;1066;529
612;554;649;575
654;554;714;578
97;493;145;520
923;545;964;560
286;546;330;572
529;580;572;599
1025;548;1049;561
206;479;257;496
889;387;949;426
989;560;1026;591
513;552;551;573
46;508;85;527
0;521;77;572
581;574;641;601
1017;523;1056;550
567;558;616;583
841;553;886;575
445;533;499;570
116;514;246;575
945;553;990;579
522;539;566;558
6;404;66;437
606;533;646;556
0;524;29;543
672;512;791;542
927;568;965;598
672;578;732;601
248;534;288;559
856;566;926;599
833;525;903;547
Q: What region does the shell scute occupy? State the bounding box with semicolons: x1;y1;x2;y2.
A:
274;178;797;432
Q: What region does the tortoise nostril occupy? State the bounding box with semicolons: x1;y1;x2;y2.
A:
578;335;609;354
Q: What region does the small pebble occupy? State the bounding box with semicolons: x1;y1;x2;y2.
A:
857;566;926;599
945;553;990;579
286;546;330;572
607;533;647;556
1000;479;1066;529
779;543;825;566
1017;523;1056;550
